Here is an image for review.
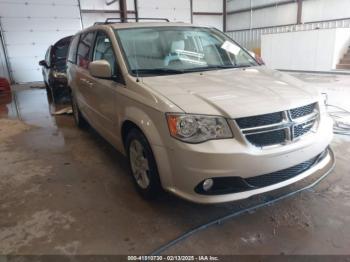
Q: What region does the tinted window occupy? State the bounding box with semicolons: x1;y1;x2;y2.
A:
68;35;80;64
77;32;94;69
92;31;117;75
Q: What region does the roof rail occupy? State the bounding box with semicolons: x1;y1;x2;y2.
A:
94;17;170;25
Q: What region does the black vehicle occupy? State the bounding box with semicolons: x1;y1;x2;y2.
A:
39;35;72;103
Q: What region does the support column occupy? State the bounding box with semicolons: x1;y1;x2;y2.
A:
190;0;193;23
119;0;128;23
134;0;139;22
223;0;227;32
297;0;303;24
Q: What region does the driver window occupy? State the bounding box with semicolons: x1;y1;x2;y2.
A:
93;31;117;75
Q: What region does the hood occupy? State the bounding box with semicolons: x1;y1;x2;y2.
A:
142;66;320;118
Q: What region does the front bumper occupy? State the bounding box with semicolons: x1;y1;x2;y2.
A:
153;114;334;204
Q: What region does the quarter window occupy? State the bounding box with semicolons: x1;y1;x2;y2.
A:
77;32;94;69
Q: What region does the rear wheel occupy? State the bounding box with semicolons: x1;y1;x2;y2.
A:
126;129;162;199
71;93;88;128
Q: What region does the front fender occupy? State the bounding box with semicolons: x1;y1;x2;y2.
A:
120;105;175;188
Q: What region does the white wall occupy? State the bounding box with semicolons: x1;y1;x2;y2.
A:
261;28;350;71
0;0;82;83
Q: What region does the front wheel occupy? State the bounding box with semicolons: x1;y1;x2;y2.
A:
126;129;162;199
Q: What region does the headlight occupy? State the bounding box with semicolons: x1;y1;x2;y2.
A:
166;113;233;143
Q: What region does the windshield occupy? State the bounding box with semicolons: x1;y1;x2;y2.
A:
115;27;258;76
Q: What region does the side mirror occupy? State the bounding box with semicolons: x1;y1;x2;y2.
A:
89;60;112;79
39;60;48;67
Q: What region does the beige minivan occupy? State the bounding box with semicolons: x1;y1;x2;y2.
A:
67;20;335;204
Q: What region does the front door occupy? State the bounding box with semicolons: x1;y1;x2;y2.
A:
84;30;124;144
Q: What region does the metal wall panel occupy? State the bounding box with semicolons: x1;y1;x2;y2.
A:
303;0;350;23
79;0;136;28
193;0;222;13
137;0;191;22
193;15;223;31
227;0;292;12
81;12;120;28
80;0;119;10
251;3;297;28
0;0;82;83
227;18;350;51
227;2;297;31
227;11;251;31
192;0;223;30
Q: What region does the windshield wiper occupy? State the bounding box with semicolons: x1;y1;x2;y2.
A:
131;68;184;75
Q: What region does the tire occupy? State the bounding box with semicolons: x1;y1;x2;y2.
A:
125;128;162;199
71;93;88;128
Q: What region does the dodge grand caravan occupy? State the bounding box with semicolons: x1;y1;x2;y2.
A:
67;20;335;204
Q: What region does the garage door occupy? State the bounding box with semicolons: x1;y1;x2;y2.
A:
0;0;82;83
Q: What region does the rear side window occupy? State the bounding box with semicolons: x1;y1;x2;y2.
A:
77;32;94;69
67;35;80;64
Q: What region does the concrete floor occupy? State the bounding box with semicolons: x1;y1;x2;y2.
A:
0;73;350;255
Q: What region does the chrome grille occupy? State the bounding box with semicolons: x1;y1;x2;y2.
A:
236;103;319;148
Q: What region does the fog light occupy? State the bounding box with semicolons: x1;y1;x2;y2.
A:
203;179;214;191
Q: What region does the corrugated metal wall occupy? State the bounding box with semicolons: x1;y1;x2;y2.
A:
193;0;223;30
227;18;350;51
226;0;350;51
